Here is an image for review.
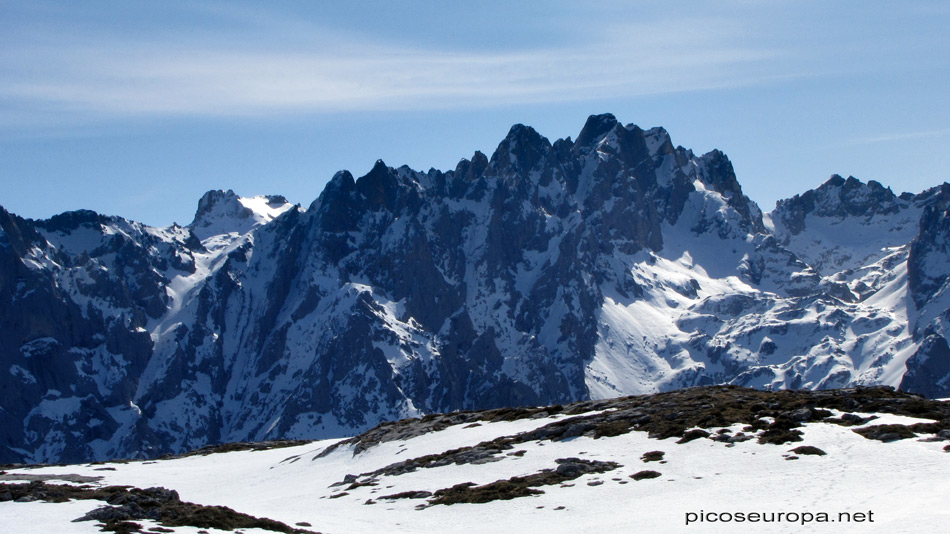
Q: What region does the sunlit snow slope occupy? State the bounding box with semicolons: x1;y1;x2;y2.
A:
1;387;948;534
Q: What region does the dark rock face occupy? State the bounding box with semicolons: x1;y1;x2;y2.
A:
901;184;950;399
0;207;159;463
900;330;950;398
2;115;950;464
908;185;950;308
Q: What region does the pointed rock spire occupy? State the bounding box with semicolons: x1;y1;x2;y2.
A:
356;159;399;212
574;113;619;149
489;124;552;176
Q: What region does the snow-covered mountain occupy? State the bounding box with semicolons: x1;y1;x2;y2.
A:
1;386;948;534
2;114;950;464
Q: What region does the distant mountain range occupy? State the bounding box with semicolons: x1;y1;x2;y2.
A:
2;113;949;464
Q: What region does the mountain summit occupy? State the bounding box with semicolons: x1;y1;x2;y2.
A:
2;115;949;463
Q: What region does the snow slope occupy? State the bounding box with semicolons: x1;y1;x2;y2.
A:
2;387;948;534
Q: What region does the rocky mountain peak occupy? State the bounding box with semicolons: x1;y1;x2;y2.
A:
453;151;489;182
772;175;903;236
34;209;108;235
643;127;675;158
355;159;401;212
912;182;950;207
190;189;294;240
573;113;620;150
190;189;254;236
489;123;553;176
193;188;245;218
320;170;357;198
0;205;48;257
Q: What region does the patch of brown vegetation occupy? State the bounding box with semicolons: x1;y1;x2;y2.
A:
677;430;711;444
789;446;827;456
757;419;805;445
378;490;433;500
427;458;621;506
429;479;544;505
0;481;318;534
630;470;662;481
853;424;920;442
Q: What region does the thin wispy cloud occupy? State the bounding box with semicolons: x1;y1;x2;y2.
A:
844;129;950;146
0;13;784;128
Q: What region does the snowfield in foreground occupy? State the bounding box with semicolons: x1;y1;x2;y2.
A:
2;386;948;534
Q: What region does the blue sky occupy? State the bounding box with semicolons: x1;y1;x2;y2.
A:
1;1;948;226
